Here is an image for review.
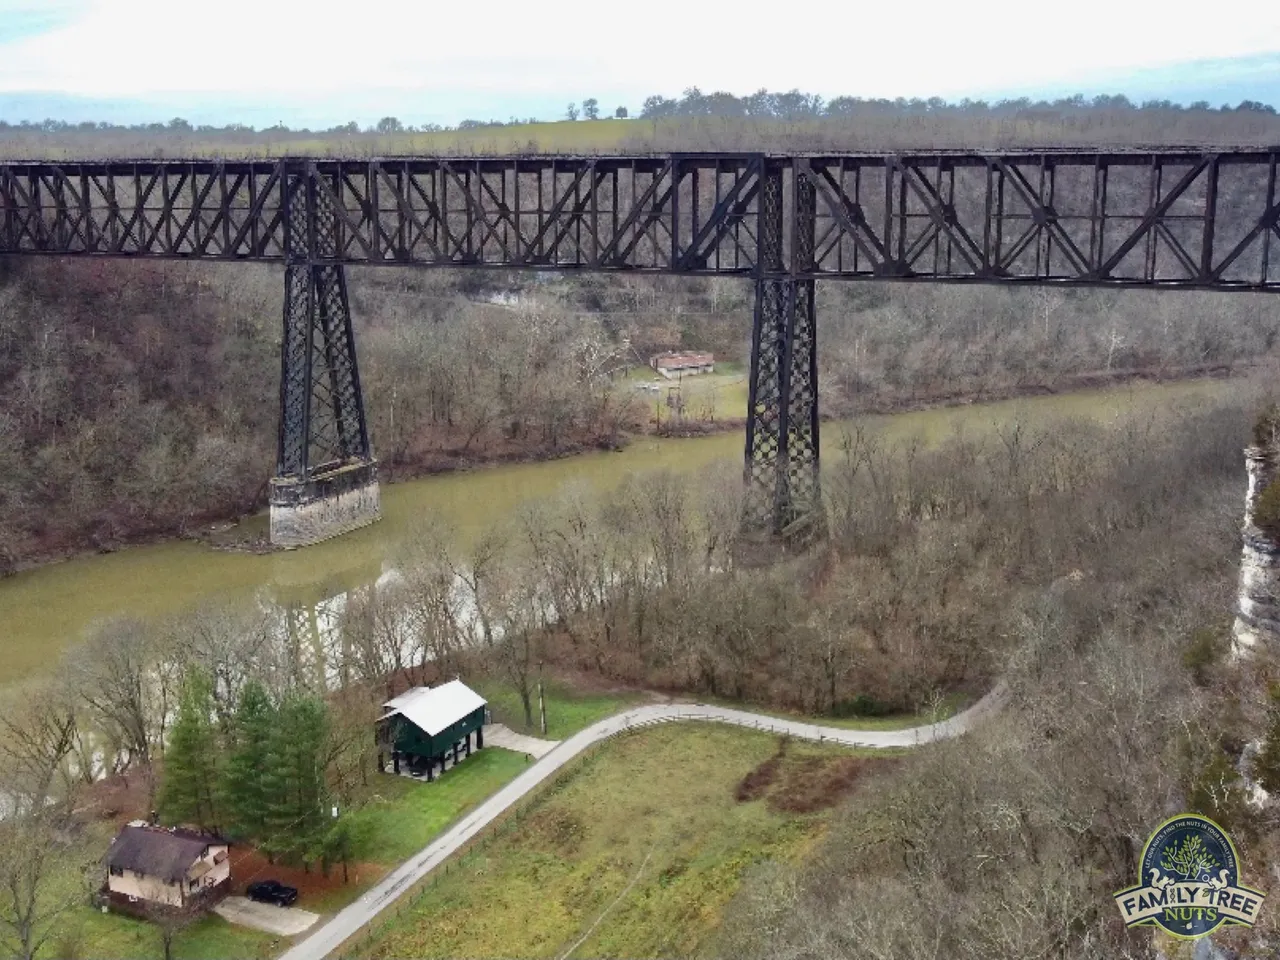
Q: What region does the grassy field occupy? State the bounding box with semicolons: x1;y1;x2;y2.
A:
64;907;277;960
345;746;532;864
12;118;644;161
359;724;896;959
473;678;642;740
626;367;750;426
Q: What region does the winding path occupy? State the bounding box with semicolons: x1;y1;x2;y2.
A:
280;685;1009;960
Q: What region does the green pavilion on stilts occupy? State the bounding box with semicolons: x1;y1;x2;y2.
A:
375;680;489;781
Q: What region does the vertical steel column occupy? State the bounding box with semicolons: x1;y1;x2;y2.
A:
786;166;822;534
276;163;373;481
743;163;784;531
743;161;822;538
277;173;313;479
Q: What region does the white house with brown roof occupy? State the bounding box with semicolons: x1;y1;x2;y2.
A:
650;351;714;379
104;822;230;912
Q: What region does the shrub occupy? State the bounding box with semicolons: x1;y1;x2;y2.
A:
1254;402;1280;447
1255;478;1280;539
1182;627;1225;685
832;694;893;718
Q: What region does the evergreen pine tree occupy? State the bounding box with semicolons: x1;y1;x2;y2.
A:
158;668;220;831
263;693;330;868
222;679;275;840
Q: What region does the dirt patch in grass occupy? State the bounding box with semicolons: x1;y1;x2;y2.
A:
735;737;789;802
767;755;899;814
228;846;387;902
735;739;897;814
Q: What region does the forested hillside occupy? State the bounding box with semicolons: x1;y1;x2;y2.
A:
2;95;1278;571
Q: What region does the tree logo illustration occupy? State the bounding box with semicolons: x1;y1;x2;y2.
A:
1114;814;1268;940
1160;835;1220;883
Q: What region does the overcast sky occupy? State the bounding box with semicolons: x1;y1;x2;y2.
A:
1;0;1278;127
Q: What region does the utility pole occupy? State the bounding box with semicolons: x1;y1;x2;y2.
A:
538;661;547;736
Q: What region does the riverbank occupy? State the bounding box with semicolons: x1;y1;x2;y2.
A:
0;373;1250;685
830;360;1240;417
0;361;1246;577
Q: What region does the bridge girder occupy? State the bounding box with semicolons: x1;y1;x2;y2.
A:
6;150;1280;544
3;151;1279;290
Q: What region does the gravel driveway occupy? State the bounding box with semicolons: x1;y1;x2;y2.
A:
214;896;320;937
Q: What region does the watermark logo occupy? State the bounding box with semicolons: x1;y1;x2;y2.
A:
1114;814;1267;940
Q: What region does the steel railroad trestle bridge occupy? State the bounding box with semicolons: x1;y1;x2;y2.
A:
3;150;1279;545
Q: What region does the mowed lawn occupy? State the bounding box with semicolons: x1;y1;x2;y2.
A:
626;366;750;425
344;746;532;864
473;678;641;740
360;724;894;959
63;907;277;960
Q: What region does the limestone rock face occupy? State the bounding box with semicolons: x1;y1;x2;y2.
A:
1234;445;1280;654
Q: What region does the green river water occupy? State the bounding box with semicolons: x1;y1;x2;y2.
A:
0;377;1246;686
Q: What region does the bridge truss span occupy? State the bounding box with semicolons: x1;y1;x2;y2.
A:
4;150;1280;289
3;149;1279;545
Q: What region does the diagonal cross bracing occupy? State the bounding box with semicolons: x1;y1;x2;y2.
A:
1;151;1277;290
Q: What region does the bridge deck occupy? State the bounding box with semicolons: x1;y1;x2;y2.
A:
2;151;1278;291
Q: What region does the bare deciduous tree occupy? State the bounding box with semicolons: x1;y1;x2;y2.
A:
0;679;77;817
69;619;162;798
0;813;93;960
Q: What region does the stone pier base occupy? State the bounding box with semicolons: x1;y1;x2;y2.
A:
269;461;381;549
1233;445;1280;654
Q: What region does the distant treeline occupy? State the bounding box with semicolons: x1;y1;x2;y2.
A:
0;87;1275;138
635;88;1278;120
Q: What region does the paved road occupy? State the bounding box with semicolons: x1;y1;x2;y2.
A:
280;684;1009;960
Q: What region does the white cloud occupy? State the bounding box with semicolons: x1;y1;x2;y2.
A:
0;0;1277;105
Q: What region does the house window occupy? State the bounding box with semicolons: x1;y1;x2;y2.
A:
189;878;198;891
109;865;123;877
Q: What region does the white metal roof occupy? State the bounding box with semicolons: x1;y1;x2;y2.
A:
381;680;487;737
383;686;431;711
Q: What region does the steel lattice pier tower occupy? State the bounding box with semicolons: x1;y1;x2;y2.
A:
6;150;1280;547
270;168;379;546
744;162;822;537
